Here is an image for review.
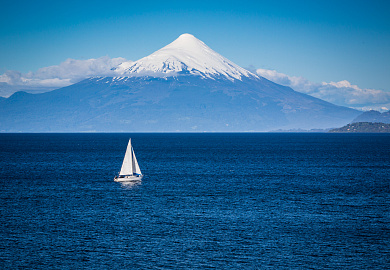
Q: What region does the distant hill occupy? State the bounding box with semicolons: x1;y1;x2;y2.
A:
329;122;390;133
352;110;390;124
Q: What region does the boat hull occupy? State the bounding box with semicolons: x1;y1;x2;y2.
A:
114;175;143;182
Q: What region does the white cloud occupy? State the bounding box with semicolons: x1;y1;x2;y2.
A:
0;56;130;97
256;68;390;111
31;56;127;82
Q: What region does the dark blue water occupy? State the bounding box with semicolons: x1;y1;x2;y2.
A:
0;133;389;269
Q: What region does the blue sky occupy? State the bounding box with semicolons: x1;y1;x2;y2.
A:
1;0;389;109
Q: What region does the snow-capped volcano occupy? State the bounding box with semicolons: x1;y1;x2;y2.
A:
114;33;257;80
0;33;361;132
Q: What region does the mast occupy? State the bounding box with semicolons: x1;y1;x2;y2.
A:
119;139;133;175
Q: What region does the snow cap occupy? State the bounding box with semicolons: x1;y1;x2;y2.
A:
114;33;257;80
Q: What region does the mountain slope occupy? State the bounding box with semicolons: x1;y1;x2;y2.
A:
0;34;360;132
0;76;359;132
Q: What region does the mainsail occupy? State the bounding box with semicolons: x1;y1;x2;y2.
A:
119;139;133;175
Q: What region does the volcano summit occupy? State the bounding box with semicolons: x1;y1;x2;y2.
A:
113;33;255;80
0;34;359;132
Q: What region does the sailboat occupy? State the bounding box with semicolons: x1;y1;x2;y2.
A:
114;139;143;182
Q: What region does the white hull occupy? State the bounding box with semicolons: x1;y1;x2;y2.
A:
114;175;143;182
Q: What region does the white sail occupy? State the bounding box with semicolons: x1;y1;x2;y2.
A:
119;139;133;175
132;148;142;175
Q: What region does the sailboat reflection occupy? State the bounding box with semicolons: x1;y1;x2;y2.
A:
120;180;142;189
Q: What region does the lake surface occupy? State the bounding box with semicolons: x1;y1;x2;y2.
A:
0;133;389;269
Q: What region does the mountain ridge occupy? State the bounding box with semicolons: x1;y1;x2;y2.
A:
329;122;390;133
352;110;390;124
